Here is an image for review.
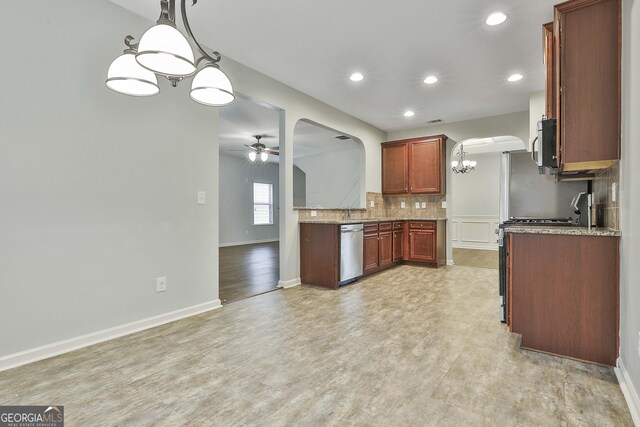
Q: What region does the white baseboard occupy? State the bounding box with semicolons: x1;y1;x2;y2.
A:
447;260;455;266
219;238;279;248
0;300;222;372
615;358;640;426
453;243;499;251
278;278;301;289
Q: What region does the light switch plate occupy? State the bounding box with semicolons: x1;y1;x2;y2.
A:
415;202;420;209
197;191;206;205
310;210;317;217
370;200;375;208
400;202;406;209
156;277;167;293
421;202;427;208
442;201;447;209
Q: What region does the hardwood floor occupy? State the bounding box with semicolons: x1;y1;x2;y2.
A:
219;241;280;304
453;248;499;269
0;265;631;425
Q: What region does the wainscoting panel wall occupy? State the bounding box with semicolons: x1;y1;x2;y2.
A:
451;216;500;250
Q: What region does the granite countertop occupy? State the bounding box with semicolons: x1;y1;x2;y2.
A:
505;225;621;237
299;218;447;224
294;207;367;211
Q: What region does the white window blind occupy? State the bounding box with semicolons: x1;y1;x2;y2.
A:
253;183;273;225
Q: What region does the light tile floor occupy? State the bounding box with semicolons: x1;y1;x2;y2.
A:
0;265;632;426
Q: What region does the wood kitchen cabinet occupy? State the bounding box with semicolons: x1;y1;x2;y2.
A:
378;223;393;268
299;223;340;289
543;22;556;119
508;232;619;366
551;0;620;172
407;221;446;266
382;135;447;195
392;222;404;262
363;223;381;275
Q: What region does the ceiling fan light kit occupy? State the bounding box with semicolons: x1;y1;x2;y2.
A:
106;0;234;106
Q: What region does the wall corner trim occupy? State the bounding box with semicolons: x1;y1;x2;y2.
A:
278;278;301;289
0;300;222;372
615;358;640;426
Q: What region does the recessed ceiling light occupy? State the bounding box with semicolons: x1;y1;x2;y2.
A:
424;75;438;85
507;73;524;82
404;110;415;118
486;12;508;26
349;72;364;82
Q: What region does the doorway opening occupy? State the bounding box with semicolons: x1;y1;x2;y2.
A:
218;96;282;304
450;136;524;269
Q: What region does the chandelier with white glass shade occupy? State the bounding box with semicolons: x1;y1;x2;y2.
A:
106;0;234;107
451;142;477;174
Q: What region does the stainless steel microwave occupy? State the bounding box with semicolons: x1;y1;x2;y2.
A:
532;118;558;171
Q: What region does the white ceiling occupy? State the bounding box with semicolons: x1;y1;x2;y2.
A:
111;0;557;132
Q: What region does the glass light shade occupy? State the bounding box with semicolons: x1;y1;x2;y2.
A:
470;161;477;167
260;152;269;162
451;160;459;168
106;53;159;96
136;24;196;76
462;160;471;167
190;66;235;106
248;151;257;162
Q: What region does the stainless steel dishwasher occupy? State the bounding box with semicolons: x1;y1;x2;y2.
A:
340;224;364;285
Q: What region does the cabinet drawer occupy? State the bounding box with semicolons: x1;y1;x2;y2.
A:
364;223;379;235
393;221;404;229
409;221;435;230
379;222;392;232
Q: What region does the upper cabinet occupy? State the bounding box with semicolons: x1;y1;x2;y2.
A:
382;135;447;195
543;22;556;120
550;0;621;172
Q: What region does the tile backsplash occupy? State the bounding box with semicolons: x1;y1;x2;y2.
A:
592;162;620;230
297;192;446;221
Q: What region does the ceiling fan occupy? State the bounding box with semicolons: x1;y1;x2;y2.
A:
231;135;279;162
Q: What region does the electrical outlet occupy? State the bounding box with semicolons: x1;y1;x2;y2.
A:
370;200;375;208
245;230;249;235
442;201;447;209
421;202;427;209
310;210;317;217
156;277;167;293
612;183;617;203
415;202;420;209
400;202;406;209
197;191;206;205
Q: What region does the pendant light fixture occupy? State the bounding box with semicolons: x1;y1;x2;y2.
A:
451;142;477;174
106;0;234;106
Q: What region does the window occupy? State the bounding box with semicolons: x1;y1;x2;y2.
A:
253;182;273;225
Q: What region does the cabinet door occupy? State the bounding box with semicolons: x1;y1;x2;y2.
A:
382;143;409;194
543;22;556;119
363;234;380;274
409;230;436;262
379;232;393;268
557;0;620;167
409;139;442;194
392;230;404;262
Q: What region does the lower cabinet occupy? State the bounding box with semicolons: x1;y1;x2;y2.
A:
392;228;404;262
300;220;446;288
364;231;380;275
407;221;446;266
508;232;619;366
